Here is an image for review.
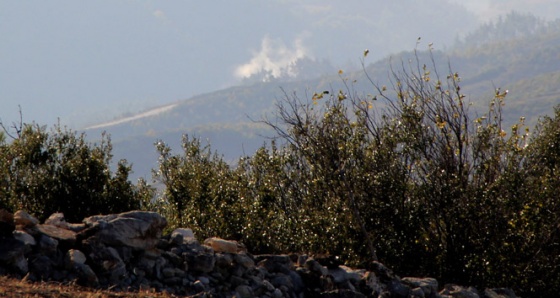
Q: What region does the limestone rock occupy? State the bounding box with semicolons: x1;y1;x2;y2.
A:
83;211;167;250
36;224;76;246
44;213;86;232
204;237;239;254
14;210;39;228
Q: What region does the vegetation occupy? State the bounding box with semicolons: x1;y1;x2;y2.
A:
0;120;148;222
146;50;560;296
2;43;560;297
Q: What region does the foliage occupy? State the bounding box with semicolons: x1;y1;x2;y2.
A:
152;135;244;239
147;50;560;296
0;122;144;222
3;43;560;296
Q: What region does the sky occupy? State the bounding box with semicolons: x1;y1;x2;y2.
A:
1;0;558;130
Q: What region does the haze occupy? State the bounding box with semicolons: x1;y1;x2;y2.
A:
1;0;558;129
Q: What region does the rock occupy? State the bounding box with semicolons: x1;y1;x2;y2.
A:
36;224;76;246
359;271;382;295
12;230;36;247
192;280;206;292
162;251;183;266
83;211;167;250
204;237;239;254
234;253;255;269
45;213;86;232
440;284;480;298
288;269;305;294
305;258;329;276
186;251;216;273
11;253;28;274
339;266;363;284
271;273;293;289
387;279;410;298
409;287;426;298
402;277;438;296
87;245;127;284
0;209;15;237
329;267;350;284
75;263;99;287
162;267;175;278
370;261;396;282
314;254;343;269
65;249;87;269
483;288;517;298
44;213;68;228
235;284;253;298
38;234;59;255
171;228;195;241
28;255;54;280
14;210;39;228
257;254;293;274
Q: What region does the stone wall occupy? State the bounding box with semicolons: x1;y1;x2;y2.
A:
0;209;516;298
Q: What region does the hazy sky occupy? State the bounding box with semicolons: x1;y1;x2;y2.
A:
1;0;558;129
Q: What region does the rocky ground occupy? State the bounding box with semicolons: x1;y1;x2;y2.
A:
0;209;517;297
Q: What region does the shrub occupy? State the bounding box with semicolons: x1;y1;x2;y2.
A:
0;123;141;222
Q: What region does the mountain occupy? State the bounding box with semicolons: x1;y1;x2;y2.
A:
1;1;481;129
85;14;560;181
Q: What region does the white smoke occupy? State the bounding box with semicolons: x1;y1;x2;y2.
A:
234;35;310;80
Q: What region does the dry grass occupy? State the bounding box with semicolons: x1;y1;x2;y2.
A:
0;276;180;298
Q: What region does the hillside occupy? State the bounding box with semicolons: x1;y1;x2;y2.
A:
84;14;560;181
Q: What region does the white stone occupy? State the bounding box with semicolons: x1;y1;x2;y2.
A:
204;237;239;254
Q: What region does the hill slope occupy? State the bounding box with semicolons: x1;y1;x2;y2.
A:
85;17;560;181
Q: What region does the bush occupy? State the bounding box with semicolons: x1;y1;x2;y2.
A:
0;122;142;222
152;135;244;239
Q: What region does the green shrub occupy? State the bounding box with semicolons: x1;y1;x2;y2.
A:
152;135;244;239
0;123;141;222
